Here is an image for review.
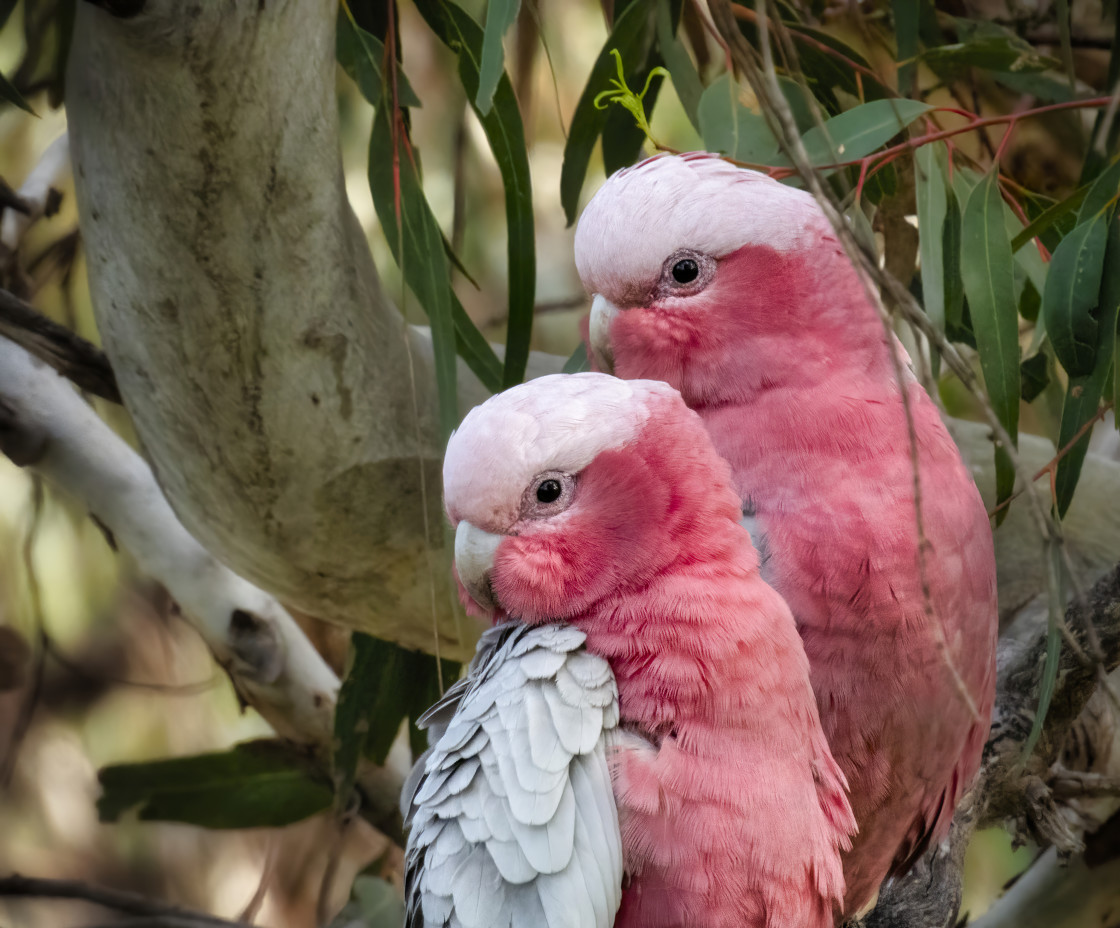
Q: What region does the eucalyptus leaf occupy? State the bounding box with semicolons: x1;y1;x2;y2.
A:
337;10;421;107
698;74;781;164
960;169;1020;516
416;0;536;388
1042;212;1109;378
656;0;702;132
476;0;520;115
98;741;331;829
560;0;656;225
368;106;458;442
1053;215;1119;515
798;99;932;170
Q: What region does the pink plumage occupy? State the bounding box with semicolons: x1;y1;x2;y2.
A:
444;373;857;927
574;154;998;915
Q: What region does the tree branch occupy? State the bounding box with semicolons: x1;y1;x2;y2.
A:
66;1;496;657
0;335;339;743
0;874;245;927
0;287;120;402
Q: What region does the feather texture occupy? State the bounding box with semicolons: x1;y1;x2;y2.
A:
575;153;998;914
405;622;623;928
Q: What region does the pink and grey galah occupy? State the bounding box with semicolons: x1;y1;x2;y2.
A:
574;152;999;915
405;372;857;928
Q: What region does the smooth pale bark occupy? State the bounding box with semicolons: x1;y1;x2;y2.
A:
67;0;490;658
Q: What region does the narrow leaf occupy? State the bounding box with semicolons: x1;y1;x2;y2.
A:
334;632;462;793
368;106;458;442
1021;537;1064;761
560;0;656;225
98;741;331;829
1077;156;1120;223
915;143;950;341
798;99;932;169
0;73;33;115
476;0;521;115
655;0;702;132
1010;187;1086;253
418;0;535;388
336;10;421;107
960;169;1020;516
1042;212;1109;378
1053;214;1120;515
563;342;590;373
893;0;920;92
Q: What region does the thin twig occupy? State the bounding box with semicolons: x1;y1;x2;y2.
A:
989;403;1114;518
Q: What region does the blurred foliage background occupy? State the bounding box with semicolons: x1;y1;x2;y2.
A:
1;0;1117;924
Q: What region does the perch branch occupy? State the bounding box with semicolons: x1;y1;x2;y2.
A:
0;287;120;402
0;874;245;927
0;335;339;744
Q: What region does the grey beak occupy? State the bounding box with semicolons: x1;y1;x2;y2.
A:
454;521;503;613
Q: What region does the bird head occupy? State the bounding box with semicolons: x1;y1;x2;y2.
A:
442;372;744;623
574;152;879;407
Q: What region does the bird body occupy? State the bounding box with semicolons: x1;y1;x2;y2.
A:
574;154;998;912
414;372;856;928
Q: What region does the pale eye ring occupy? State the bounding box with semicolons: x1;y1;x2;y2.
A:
521;471;576;519
659;249;715;296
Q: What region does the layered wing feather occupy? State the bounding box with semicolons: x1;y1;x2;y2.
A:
404;623;623;928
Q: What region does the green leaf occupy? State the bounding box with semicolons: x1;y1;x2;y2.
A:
333;632;461;801
798;99;932;169
476;0;520;115
655;0;702;132
368;104;461;441
98;741;331;829
893;0;920;92
1042;212;1109;378
1053;214;1120;515
992;69;1078;103
960;169;1020;517
697;74;781;164
922;20;1059;74
1021;536;1064;761
560;0;656;225
915;143;950;338
1020;351;1050;403
563;342;590;373
453;296;504;392
0;72;33;115
1010;187;1086;253
1077;156;1120;223
416;0;536;388
336;9;421;108
330;875;406;928
942;183;964;339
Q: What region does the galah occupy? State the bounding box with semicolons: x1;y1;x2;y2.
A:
405;372;856;928
574;152;998;914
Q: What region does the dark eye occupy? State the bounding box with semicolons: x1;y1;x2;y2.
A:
536;479;562;503
522;471;575;519
671;258;699;284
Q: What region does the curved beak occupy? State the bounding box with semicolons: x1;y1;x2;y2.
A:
454;521;503;613
589;294;620;374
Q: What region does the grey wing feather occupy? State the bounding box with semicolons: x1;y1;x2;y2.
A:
404;623;623;928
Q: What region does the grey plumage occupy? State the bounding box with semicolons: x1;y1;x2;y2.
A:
404;622;623;928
